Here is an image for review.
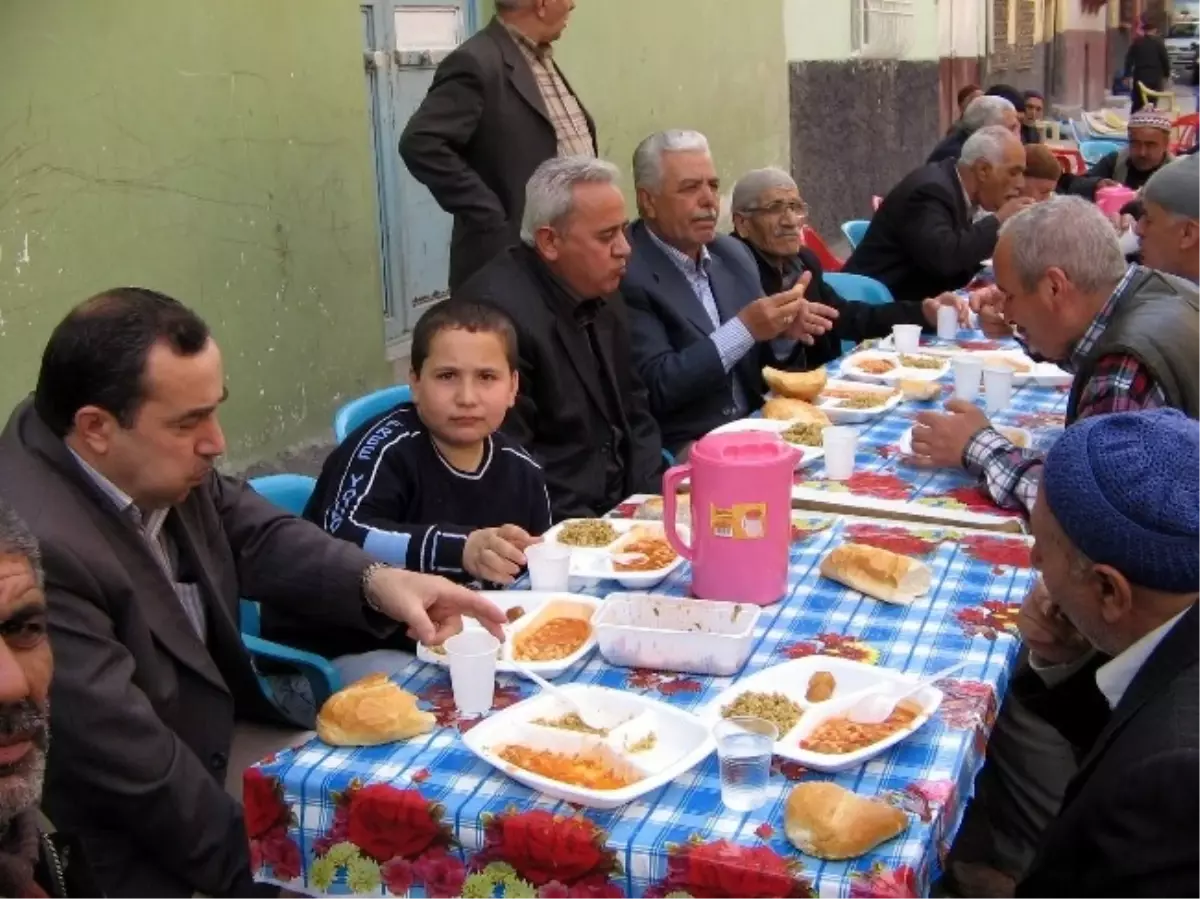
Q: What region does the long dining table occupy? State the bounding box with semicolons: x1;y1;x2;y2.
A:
244;337;1069;898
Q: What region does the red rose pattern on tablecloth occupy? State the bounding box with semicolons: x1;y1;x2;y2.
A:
624;668;704;698
885;779;957;824
242;768;303;883
843;523;942;556
771;757;811;782
955;600;1021;640
936;679;998;735
658;677;703;697
420;680;525;731
922;485;1002;514
957;339;1005;351
780;632;880;665
958;534;1032;570
849;862;920;898
790;517;834;542
645;836;813;898
1013;411;1066;430
800;471;914;501
466;807;625;897
754;822;776;841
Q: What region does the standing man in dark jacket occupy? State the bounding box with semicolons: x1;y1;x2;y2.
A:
729;167;967;368
846;126;1032;305
1125;14;1172;112
400;0;595;291
454;156;663;519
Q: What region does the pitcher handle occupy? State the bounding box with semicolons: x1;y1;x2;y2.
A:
662;464;693;562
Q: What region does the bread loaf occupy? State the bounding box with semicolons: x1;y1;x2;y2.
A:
785;782;908;860
317;673;436;746
761;397;831;424
819;543;932;605
763;366;827;401
898;379;942;401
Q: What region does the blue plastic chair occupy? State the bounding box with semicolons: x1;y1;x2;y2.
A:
333;385;412;443
1079;139;1122;166
243;474;341;714
824;273;894;354
840;220;870;250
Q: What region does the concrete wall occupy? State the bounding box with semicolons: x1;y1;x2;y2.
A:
784;0;941;238
0;0;391;467
1053;0;1112;107
556;0;791;219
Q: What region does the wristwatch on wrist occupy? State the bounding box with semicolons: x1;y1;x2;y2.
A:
360;562;390;613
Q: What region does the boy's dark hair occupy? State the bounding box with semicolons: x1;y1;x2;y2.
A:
34;287;211;438
957;84;982;107
410;301;518;373
985;83;1026;114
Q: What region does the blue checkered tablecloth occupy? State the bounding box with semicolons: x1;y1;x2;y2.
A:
247;338;1066;898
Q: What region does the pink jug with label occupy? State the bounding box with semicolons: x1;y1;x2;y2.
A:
662;432;800;605
1096;184;1137;217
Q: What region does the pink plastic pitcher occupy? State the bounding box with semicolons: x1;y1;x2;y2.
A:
662;432;800;605
1096;184;1137;217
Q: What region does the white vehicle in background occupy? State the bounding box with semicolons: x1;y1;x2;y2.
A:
1167;8;1200;86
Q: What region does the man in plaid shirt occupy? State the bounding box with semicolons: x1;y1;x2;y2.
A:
910;196;1198;517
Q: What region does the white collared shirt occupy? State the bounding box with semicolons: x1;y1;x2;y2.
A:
1095;608;1191;709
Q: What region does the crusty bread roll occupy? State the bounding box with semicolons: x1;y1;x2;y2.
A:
763;366;827;401
898;379;941;401
819;543;932;605
785;782;908;860
761;398;832;424
317;673;436;746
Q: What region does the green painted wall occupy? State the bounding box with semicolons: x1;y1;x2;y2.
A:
554;0;790;218
0;0;390;467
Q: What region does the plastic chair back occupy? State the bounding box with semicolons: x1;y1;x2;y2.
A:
800;225;844;272
840;220;870;250
1079;139;1122;166
248;474;317;517
823;273;893;306
1137;82;1178;113
1173;113;1199;154
333;385;412;443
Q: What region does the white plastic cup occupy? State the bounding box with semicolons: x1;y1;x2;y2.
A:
525;541;571;591
713;716;778;812
983;366;1014;414
937;304;960;340
444;630;499;716
893;324;922;354
822;426;859;481
953;357;984;401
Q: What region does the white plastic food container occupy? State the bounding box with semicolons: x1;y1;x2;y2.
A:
592;593;761;677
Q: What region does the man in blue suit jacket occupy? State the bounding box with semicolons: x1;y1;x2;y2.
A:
621;131;838;455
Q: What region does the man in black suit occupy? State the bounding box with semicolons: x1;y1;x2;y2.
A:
1009;409;1198;897
620;131;839;456
400;0;595;291
928;94;1021;163
729;167;967;370
0;289;506;897
844;125;1033;305
454;156;662;519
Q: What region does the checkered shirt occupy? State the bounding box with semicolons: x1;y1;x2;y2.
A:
505;25;594;158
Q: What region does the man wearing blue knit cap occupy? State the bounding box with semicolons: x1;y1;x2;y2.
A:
1014;409;1199;897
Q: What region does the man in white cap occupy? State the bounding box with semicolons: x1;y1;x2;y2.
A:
1061;107;1174;199
1136;154;1199;283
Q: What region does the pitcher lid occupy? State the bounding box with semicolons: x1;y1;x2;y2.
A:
691;431;800;466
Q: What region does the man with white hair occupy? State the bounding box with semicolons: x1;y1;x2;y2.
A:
400;0;594;290
928;95;1022;163
845;126;1033;305
455;155;663;518
1136;154;1199;283
620;131;840;454
729;167;967;369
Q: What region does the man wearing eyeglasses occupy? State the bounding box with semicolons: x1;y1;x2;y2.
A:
729;168;966;371
621;131;842;456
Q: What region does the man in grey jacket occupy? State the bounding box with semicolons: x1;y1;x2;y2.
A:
0;288;505;897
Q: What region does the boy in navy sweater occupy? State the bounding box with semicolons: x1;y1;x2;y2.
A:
263;301;550;660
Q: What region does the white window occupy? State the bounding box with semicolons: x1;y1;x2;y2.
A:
852;0;917;58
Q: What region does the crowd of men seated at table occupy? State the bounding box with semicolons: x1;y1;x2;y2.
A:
0;1;1196;897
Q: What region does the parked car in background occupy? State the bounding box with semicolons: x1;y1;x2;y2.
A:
1167;12;1200;85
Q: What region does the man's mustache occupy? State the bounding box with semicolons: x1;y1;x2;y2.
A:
0;700;49;753
691;211;718;224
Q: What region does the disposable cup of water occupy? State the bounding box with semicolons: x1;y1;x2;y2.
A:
822;426;859;481
713;716;778;812
983;366;1014;414
444;630;499;716
953;357;984;401
525;542;571;591
937;304;960;340
893;324;922;354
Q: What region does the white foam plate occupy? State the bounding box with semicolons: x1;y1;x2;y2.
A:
462;684;715;809
416;591;600;679
700;656;942;773
841;350;950;383
813;379;904;424
970;351;1073;387
707;417;825;467
543;518;688;589
898;424;1033;456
